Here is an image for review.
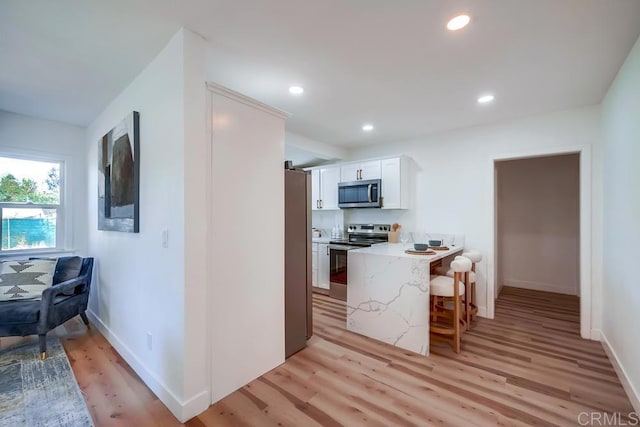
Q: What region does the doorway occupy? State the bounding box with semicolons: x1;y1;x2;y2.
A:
490;148;592;339
496;154;580;296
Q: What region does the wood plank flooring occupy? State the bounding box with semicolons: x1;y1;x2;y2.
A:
0;286;634;426
196;286;634;426
0;319;182;426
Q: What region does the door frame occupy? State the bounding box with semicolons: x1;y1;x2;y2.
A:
489;145;592;339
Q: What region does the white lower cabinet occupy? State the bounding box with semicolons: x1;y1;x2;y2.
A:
312;243;318;286
317;243;330;290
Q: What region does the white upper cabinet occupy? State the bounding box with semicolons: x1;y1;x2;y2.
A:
381;157;409;209
319;167;340;210
311;169;320;211
309;165;340;210
309;156;410;210
340;164;361;182
340;160;381;182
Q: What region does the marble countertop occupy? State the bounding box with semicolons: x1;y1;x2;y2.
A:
351;242;463;261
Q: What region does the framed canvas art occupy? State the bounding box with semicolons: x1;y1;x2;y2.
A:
98;111;140;232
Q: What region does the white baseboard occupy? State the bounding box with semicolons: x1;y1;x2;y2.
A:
86;310;210;422
504;279;577;295
600;330;640;413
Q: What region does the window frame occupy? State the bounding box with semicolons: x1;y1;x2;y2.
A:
0;150;69;256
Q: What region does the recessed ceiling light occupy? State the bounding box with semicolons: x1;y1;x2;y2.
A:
447;14;471;31
289;86;304;95
362;124;374;132
477;94;495;104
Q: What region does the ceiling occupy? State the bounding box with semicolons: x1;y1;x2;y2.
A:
2;1;640;147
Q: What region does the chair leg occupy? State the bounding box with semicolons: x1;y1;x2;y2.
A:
80;312;91;329
464;272;471;330
453;277;461;353
39;334;47;360
471;282;477;321
453;296;461;353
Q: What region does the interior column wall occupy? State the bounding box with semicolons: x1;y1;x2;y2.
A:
207;84;287;403
496;154;580;295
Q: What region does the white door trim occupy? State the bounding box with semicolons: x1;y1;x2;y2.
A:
489;145;592;339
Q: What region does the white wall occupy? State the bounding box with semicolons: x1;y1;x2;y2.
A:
181;29;210;413
0;110;87;256
85;29;209;421
286;130;348;163
601;35;640;411
348;105;603;325
497;154;580;295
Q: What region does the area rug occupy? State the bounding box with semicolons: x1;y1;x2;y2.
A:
0;336;93;427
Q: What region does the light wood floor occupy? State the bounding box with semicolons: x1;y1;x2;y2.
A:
1;287;634;426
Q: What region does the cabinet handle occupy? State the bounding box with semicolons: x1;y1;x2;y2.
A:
326;246;329;255
358;169;362;180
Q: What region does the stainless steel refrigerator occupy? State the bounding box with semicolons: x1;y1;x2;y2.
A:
284;167;312;358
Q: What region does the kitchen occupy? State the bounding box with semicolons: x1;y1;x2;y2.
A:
284;153;472;356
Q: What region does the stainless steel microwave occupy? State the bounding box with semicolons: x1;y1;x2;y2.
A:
338;179;381;208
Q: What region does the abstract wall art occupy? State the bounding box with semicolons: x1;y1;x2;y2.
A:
98;111;140;232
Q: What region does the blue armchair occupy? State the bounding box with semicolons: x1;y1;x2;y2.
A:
0;256;94;359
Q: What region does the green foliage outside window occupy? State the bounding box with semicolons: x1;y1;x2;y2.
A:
0;168;59;204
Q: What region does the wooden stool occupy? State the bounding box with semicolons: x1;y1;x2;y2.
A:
437;251;482;328
461;251;482;322
429;256;472;353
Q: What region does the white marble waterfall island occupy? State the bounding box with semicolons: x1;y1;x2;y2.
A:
346;243;463;356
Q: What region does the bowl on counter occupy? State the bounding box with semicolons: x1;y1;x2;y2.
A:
428;239;442;247
413;243;429;251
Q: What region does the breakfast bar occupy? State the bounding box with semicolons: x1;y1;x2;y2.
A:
346;243;464;356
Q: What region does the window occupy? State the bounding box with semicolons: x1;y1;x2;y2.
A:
0;156;64;253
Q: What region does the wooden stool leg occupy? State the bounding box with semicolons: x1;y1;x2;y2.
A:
471;282;477;321
431;295;437;323
453;274;461;353
464;271;471;330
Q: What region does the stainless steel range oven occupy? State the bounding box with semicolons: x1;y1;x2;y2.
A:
328;224;390;301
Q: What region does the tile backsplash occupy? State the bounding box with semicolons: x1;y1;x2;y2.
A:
311;210;344;237
311;209;465;247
